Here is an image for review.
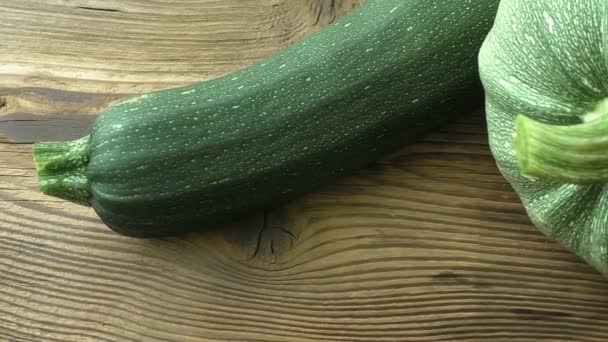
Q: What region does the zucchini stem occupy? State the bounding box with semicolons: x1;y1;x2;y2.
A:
513;99;608;185
33;135;93;206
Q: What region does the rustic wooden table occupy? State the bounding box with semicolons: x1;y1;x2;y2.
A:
2;1;608;341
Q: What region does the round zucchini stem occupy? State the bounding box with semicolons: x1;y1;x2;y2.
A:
33;135;92;206
513;99;608;185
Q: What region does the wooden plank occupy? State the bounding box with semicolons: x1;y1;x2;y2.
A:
2;1;608;341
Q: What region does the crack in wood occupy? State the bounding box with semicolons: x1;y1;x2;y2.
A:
247;212;268;261
0;119;40;123
76;6;122;13
279;226;296;240
431;271;493;288
0;141;33;145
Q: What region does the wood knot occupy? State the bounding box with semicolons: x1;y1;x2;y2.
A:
0;97;7;111
223;208;298;265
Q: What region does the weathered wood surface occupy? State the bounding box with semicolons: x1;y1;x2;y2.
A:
2;1;608;341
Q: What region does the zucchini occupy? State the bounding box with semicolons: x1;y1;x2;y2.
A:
34;0;500;237
479;0;608;274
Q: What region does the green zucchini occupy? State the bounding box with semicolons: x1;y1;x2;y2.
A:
34;0;500;237
479;0;608;274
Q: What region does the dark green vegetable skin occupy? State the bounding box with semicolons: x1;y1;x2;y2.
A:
34;0;500;237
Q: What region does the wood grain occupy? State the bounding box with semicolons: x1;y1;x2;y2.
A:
2;1;608;341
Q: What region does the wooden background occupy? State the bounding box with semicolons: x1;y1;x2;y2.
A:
2;0;608;341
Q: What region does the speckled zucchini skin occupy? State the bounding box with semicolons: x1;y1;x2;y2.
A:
479;0;608;274
34;0;500;237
